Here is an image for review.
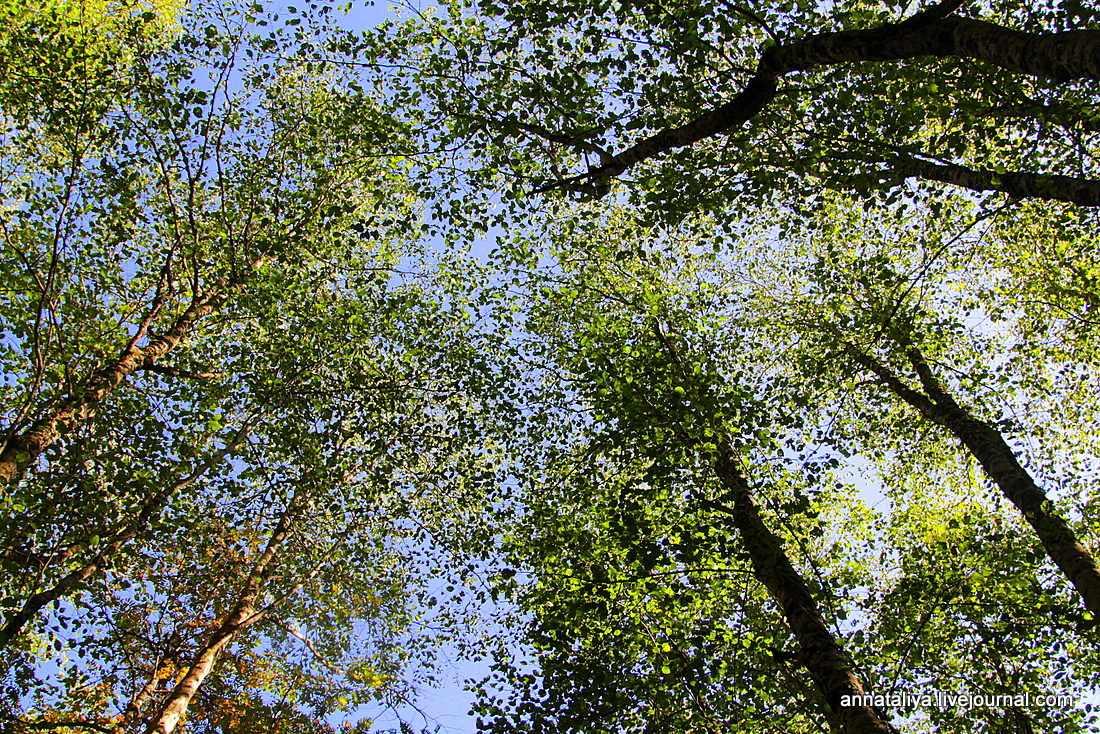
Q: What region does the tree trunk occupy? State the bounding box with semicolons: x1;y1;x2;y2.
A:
0;283;238;487
113;663;172;734
708;445;891;734
144;499;297;734
846;343;1100;616
145;619;243;734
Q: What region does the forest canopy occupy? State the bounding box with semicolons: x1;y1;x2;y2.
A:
1;0;1099;733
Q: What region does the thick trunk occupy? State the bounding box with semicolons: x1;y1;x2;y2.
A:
847;344;1100;616
584;5;1100;200
0;284;236;487
709;446;890;734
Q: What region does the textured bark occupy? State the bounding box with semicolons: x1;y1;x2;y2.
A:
582;4;1100;200
0;424;252;648
0;283;238;487
709;446;890;734
846;343;1100;616
893;158;1100;206
145;502;296;734
145;630;234;734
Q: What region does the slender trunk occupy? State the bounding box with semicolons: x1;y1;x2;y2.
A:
144;622;240;734
846;343;1100;615
708;445;890;734
0;282;238;487
582;1;1100;201
144;501;297;734
114;664;171;734
0;424;252;648
647;322;885;730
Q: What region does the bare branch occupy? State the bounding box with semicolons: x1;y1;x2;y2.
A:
272;617;348;674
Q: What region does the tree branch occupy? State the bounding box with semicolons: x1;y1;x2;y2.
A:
138;362;226;380
272;617;348;674
0;276;245;487
552;6;1100;200
0;418;256;647
972;99;1100;133
891;158;1100;207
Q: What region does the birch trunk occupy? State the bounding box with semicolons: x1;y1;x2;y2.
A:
0;282;239;487
144;500;296;734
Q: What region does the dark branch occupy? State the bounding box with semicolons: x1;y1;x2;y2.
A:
543;2;1100;201
974;99;1100;133
893;158;1100;206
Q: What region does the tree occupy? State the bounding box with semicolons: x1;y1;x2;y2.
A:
0;0;183;131
3;258;508;730
1;1;512;730
470;199;1100;733
466;210;889;732
8;2;1100;733
360;3;1100;728
374;0;1100;222
738;194;1100;731
0;0;404;611
730;192;1100;610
